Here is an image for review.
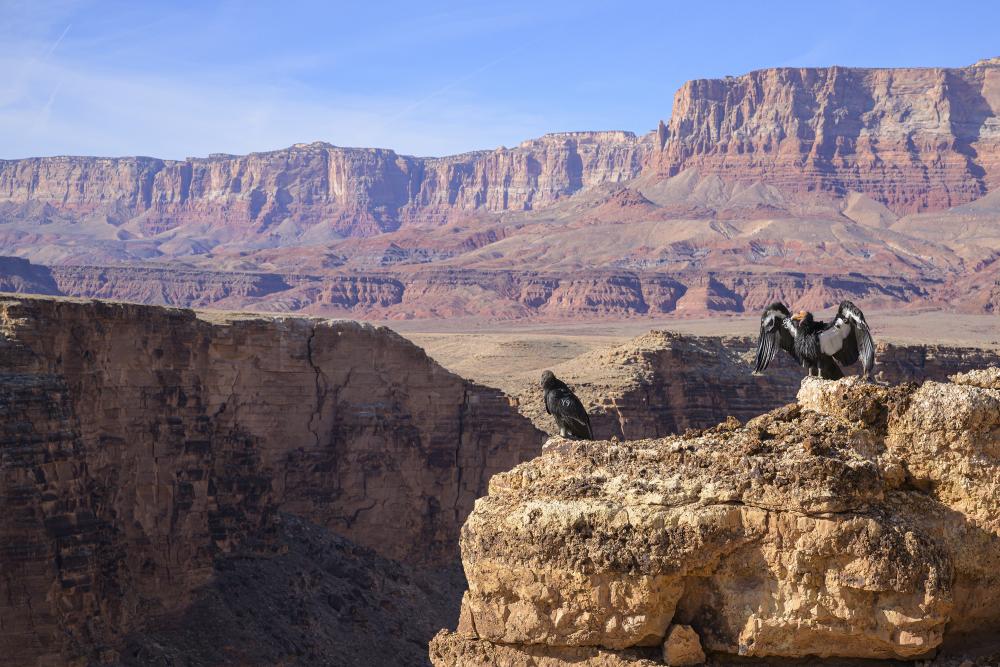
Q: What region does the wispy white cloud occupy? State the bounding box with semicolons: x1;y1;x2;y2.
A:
0;2;558;159
0;51;548;158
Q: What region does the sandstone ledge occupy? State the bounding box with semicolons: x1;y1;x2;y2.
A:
436;373;1000;664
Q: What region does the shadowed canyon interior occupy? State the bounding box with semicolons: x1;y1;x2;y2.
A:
0;296;542;665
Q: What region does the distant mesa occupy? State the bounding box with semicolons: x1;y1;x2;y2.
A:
0;58;998;319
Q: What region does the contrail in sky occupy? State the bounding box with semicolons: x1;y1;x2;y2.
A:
44;23;72;59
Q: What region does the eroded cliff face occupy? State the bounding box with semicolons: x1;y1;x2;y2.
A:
0;296;543;665
0;256;60;295
434;371;1000;665
0;132;651;239
651;60;1000;213
34;261;936;319
3;61;1000;319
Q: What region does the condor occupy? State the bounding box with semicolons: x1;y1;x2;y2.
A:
753;300;875;380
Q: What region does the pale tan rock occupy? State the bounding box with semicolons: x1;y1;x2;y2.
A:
949;366;1000;390
430;630;660;667
662;624;705;665
456;592;478;639
448;373;1000;661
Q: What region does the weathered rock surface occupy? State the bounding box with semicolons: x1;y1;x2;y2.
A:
661;625;705;666
0;295;543;665
651;60;1000;213
437;373;1000;664
430;630;661;667
0;255;59;295
22;259;942;319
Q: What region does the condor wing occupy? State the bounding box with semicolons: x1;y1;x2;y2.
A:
821;300;875;377
753;302;796;374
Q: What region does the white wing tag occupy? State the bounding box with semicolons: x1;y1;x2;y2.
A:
820;321;850;356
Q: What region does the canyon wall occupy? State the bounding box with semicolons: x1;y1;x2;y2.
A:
0;132;651;238
651;58;1000;213
0;255;60;295
435;372;1000;664
24;260;935;318
2;60;999;321
0;296;543;665
1;59;997;244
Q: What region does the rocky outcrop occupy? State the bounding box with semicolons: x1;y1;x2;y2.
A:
436;372;1000;664
510;331;1000;441
0;296;543;665
3;61;1000;319
650;60;1000;213
47;264;291;306
0;255;60;295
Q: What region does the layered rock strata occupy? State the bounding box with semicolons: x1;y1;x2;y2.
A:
30;261;936;318
435;372;1000;664
0;132;651;238
652;60;1000;212
0;295;543;665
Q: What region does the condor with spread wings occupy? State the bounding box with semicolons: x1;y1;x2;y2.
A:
540;370;594;439
753;300;875;380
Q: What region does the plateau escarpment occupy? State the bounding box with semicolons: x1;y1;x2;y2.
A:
0;296;543;665
2;60;1000;318
25;259;939;318
652;59;1000;213
435;372;1000;664
0;131;651;239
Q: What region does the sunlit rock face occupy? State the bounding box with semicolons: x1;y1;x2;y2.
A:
651;60;1000;213
436;372;1000;664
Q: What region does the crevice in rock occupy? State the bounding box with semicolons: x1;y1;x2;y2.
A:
305;323;328;449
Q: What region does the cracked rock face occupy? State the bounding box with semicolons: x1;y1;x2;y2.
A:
0;296;543;665
436;373;1000;663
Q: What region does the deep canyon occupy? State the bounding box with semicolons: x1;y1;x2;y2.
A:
3;296;1000;665
3;56;1000;667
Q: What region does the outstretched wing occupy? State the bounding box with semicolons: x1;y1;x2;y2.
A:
753;302;797;374
821;300;875;376
554;390;593;439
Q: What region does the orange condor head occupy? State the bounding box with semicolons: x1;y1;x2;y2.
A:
790;310;809;322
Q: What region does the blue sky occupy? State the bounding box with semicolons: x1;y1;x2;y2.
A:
2;0;999;159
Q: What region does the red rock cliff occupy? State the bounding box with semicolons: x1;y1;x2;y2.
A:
0;132;650;238
650;59;1000;212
